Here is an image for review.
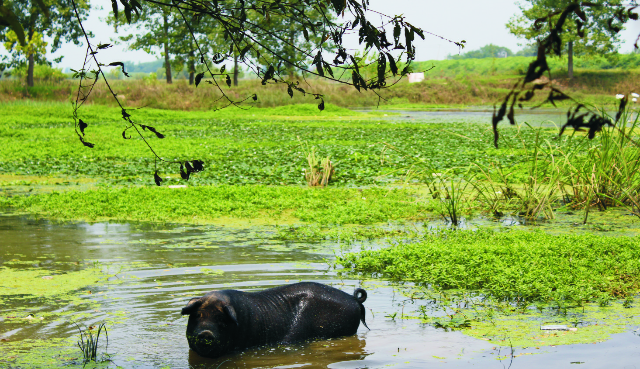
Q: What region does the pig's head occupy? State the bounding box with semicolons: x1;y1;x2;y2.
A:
181;292;239;358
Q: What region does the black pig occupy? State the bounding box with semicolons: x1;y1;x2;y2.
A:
181;282;368;358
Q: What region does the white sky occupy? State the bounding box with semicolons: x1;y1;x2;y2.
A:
3;0;640;69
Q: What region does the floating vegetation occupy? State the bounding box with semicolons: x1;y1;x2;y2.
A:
338;229;640;305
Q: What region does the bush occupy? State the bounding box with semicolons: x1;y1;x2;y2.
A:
9;64;68;81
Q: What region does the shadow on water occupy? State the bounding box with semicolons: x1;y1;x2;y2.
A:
1;215;640;368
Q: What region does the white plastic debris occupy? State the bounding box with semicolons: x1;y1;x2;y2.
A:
540;325;568;330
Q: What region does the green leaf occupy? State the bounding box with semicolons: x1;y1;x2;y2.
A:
0;6;26;47
386;52;398;76
195;72;205;87
33;0;50;19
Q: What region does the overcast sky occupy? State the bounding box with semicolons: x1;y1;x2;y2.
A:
4;0;640;69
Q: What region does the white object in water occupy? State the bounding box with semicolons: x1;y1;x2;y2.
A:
540;325;568;330
407;73;425;83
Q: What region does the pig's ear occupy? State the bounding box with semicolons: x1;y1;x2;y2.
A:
223;305;238;326
181;298;202;315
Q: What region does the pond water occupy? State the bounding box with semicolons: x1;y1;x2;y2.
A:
2;215;640;368
364;108;612;128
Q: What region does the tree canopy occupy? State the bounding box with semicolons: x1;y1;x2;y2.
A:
448;44;514;59
494;1;638;148
507;0;628;78
0;0;90;86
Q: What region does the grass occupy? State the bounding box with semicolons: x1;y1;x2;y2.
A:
75;323;109;364
337;228;640;305
0;185;436;225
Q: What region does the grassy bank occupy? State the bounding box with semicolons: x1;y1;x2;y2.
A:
2;55;638;109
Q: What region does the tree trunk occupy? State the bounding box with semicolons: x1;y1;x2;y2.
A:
27;15;35;87
163;12;172;84
568;41;574;80
27;53;35;87
233;54;239;86
188;55;195;85
288;26;295;79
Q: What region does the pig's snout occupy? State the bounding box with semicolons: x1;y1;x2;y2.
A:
197;330;214;340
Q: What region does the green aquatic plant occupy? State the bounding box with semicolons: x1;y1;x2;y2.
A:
432;170;472;227
303;145;334;187
552;104;640;223
0;186;433;225
75;322;109;365
337;229;640;305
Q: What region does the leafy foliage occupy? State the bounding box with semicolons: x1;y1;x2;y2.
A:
0;0;90;85
494;2;638;147
338;229;640;305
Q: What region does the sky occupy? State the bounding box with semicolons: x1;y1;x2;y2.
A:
4;0;640;70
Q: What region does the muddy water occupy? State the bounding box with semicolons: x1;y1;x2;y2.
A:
2;215;640;368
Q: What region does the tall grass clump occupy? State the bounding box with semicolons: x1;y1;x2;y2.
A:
381;142;472;225
75;322;109;364
432;171;471;226
551;104;640;222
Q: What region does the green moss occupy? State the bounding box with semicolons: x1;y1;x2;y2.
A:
465;301;640;347
0;267;107;300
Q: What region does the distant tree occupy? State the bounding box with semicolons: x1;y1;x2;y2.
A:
507;0;627;79
110;5;192;84
0;0;90;86
448;44;513;60
514;44;538;57
250;8;335;79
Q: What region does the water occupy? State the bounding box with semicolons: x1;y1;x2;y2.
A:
365;108;571;128
1;215;640;368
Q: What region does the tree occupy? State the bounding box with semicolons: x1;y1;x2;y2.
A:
111;5;186;84
0;0;90;86
507;0;627;79
493;2;637;149
249;8;335;79
448;44;513;60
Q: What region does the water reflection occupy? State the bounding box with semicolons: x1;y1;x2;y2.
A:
189;336;369;368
